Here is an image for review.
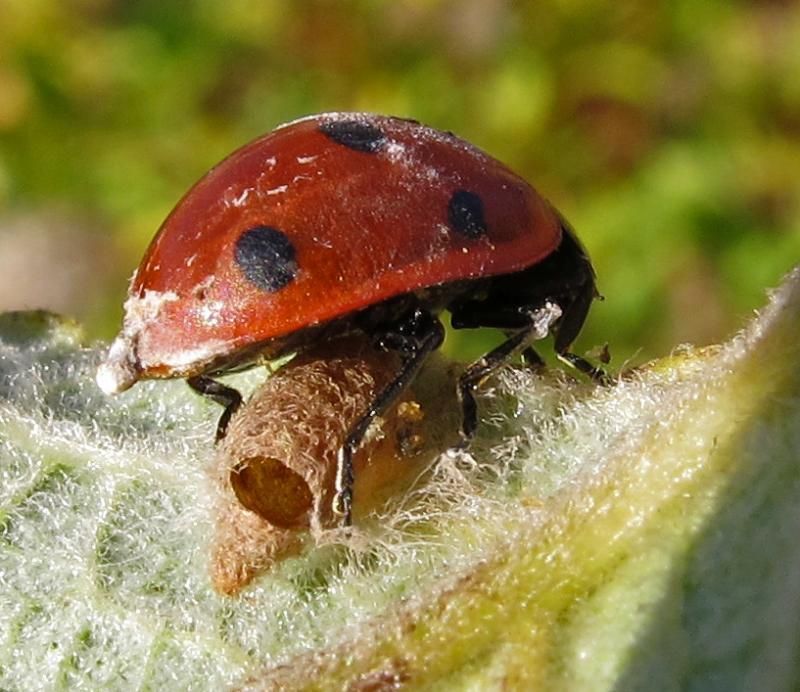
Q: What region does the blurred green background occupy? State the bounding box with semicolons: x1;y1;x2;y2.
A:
0;0;798;366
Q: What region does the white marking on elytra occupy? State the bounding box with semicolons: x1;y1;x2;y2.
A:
198;300;225;327
422;166;440;182
385;140;406;163
222;185;255;209
193;275;215;295
232;188;251;207
297;155;318;164
312;235;333;248
125;289;179;327
97;287;184;393
162;340;233;370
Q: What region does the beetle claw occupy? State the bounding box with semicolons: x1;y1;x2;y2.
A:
332;488;352;526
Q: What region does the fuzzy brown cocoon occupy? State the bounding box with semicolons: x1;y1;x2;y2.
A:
210;335;458;595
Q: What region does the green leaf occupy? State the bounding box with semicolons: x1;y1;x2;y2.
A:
1;269;799;690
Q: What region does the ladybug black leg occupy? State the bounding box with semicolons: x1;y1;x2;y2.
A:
556;352;607;382
552;278;609;384
454;303;563;444
457;328;531;442
187;375;243;441
521;346;546;369
334;308;445;525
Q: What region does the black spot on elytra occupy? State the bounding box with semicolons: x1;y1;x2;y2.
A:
235;226;298;292
319;119;385;153
448;190;487;239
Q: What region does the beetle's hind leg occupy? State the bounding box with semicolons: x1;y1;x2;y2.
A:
521;346;546;369
556;352;607;381
187;375;243;441
454;303;563;444
551;279;609;384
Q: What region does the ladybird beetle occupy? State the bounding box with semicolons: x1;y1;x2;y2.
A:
97;112;602;524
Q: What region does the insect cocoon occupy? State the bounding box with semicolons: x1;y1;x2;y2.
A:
209;335;457;594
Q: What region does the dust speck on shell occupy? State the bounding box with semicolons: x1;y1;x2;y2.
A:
123;289;179;331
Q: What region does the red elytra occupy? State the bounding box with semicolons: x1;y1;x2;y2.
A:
98;112;602;524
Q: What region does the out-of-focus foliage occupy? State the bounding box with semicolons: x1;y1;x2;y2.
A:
0;0;798;363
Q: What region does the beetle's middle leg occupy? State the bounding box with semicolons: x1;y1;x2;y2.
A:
333;307;445;525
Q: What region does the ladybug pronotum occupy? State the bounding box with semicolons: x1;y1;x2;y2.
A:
97;112;603;524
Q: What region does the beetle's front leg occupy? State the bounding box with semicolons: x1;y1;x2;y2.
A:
187;375;243;441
